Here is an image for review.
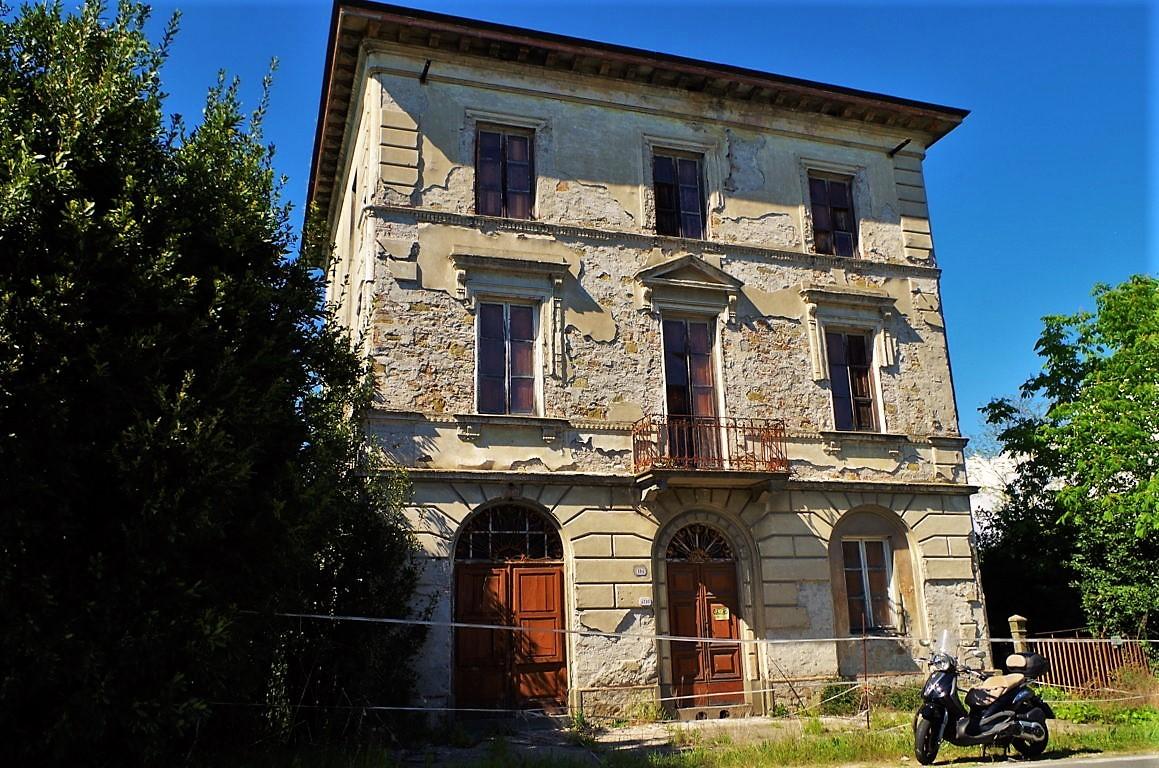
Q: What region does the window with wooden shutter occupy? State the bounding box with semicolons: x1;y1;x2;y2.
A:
475;127;534;220
653;153;705;239
809;174;857;257
842;539;894;633
825;331;876;431
477;302;537;415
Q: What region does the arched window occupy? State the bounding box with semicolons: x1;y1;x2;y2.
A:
665;523;734;562
454;504;562;561
828;509;916;636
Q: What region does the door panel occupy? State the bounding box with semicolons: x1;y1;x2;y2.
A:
455;562;567;709
454;566;508;707
666;560;745;707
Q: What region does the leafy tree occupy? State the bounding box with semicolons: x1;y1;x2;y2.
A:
0;1;420;762
981;275;1159;638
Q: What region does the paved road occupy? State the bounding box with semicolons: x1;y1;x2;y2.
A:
1025;755;1159;768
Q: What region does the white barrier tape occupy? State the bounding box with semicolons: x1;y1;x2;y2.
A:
652;680;861;706
270;610;929;648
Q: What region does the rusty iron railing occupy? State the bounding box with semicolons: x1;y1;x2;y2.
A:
632;415;789;474
1026;637;1153;691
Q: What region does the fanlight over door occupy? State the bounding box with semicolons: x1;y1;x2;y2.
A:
665;524;744;708
453;505;566;709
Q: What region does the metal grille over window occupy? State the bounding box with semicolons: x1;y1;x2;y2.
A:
455;505;563;561
665;524;734;562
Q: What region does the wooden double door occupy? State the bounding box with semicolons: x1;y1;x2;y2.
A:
667;561;745;707
454;562;567;709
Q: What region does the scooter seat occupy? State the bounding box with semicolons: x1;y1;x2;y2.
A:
965;673;1026;707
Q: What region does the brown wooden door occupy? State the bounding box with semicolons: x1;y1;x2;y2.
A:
667;561;744;707
454;562;567;709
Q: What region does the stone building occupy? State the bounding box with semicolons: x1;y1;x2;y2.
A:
309;1;987;717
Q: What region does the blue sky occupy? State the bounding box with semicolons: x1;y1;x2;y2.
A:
145;0;1154;447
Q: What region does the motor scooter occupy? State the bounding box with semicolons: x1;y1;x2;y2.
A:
913;632;1054;764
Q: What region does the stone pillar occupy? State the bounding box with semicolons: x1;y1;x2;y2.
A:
1008;614;1028;653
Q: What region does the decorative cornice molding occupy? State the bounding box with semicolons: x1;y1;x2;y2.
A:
371;205;943;280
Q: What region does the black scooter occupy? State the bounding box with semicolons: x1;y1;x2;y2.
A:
913;636;1054;764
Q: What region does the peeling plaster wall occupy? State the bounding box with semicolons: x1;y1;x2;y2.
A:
324;43;984;714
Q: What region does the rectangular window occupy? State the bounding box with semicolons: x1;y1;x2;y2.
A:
476;127;533;219
653;153;705;239
842;539;893;633
826;331;876;431
809;174;856;257
477;302;537;415
662;318;719;466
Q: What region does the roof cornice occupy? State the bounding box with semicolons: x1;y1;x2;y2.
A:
308;1;969;219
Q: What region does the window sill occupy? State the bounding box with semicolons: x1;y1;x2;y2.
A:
820;430;908;443
461;413;569;428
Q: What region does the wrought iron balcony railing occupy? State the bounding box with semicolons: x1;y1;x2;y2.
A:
631;415;789;474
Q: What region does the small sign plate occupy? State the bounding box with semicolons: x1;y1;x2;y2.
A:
712;605;730;621
638;597;653;607
634;565;648;577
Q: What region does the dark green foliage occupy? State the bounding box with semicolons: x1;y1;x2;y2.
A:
980;275;1159;638
818;683;861;715
0;1;420;762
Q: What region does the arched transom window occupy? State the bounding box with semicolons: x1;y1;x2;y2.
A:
665;524;734;562
454;504;563;562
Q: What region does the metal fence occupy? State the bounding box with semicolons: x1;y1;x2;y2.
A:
1026;637;1153;691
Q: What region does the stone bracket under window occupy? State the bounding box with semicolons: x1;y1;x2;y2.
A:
635;253;743;323
451;249;568;379
801;285;897;382
819;430;907;459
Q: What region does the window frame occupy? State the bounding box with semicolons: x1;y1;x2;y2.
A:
824;329;878;432
807;171;858;258
475;300;541;416
474;124;535;220
841;537;896;634
652;149;707;239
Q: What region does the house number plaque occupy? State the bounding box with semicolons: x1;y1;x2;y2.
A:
712;606;730;621
634;565;648;577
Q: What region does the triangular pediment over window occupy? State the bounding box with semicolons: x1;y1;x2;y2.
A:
635;254;743;321
636;254;744;291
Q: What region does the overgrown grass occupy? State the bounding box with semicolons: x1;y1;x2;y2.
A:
605;720;1159;767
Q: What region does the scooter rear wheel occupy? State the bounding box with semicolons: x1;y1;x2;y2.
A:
1012;707;1049;758
914;712;941;765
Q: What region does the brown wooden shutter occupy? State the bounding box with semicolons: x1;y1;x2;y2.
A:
478;303;507;413
653;155;679;236
476;130;504;216
508;305;535;414
826;331;854;430
505;134;532;220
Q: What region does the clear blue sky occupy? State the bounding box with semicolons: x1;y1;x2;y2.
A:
145;0;1154;447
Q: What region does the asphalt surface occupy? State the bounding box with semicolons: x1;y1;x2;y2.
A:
1025;756;1159;768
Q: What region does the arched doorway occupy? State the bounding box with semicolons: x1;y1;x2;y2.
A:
665;523;744;707
453;503;567;709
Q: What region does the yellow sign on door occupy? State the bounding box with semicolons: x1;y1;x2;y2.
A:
712;605;729;621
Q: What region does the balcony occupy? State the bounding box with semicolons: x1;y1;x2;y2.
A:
631;415;790;490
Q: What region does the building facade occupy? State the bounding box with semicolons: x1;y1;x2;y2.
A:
310;1;987;718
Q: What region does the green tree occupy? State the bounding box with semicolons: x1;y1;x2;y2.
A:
0;1;420;762
981;275;1159;637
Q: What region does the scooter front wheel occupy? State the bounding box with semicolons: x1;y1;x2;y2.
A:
914;711;942;765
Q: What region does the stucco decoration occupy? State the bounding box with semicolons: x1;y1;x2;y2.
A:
636;253;743;323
